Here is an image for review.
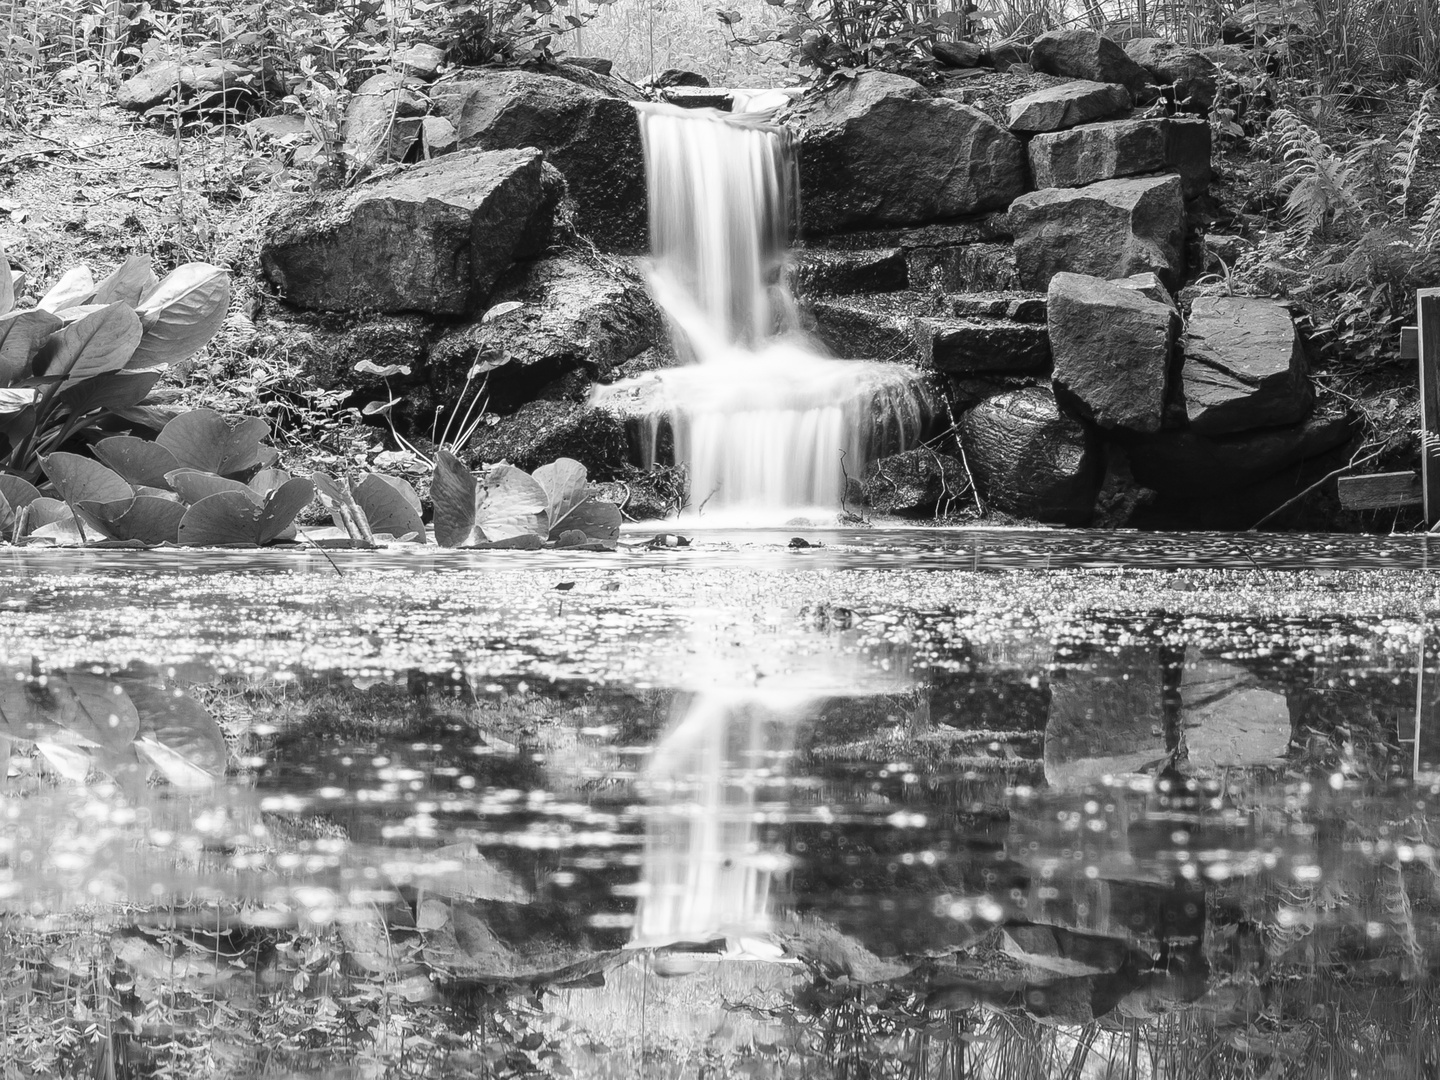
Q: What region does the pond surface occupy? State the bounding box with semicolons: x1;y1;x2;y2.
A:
1;529;1439;1078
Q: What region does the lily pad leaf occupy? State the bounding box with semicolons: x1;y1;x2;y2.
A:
123;680;226;789
36;741;92;781
474;464;547;541
532;458;589;539
247;468;292;498
0;309;63;385
176;477;313;546
47;672;141;753
156;409;269;477
129;263;231;369
431;451;477;548
0;475;41;539
469;533;544;550
165;469;259;507
77;496;186;545
481;301;523;322
94;436;181;490
31;302;143;383
355;473;424;541
41;452;133;508
553;499;621;550
25;497;74;529
37;265;96;312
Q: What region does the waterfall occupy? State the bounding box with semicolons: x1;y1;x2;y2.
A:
593;101;930;523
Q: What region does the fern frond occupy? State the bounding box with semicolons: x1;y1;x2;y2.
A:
1392;87;1439;216
1417;187;1440;251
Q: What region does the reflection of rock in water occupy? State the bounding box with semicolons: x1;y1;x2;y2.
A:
1179;646;1292;769
631;692;801;949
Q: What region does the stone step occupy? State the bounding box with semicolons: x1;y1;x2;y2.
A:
799;218;1020;296
808;291;1051;375
793;247;908;297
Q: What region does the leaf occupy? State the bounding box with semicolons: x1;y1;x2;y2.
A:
36;741;91;781
431;450;478;547
532;458;589;538
0;388;37;414
37;265;96;312
0;475;40;539
552;499;620;550
247;468;292;498
355;473;424;541
25;497;73;529
129;263;231;369
165;468;260;506
31;302;143;383
0;246;12;319
122;679;226;788
474;464;547;541
471;533;545;550
93;436;181;489
56;369;162;417
481;301;524;323
176;476;313;546
40;452;133;508
78;495;185;545
46;672;141;753
353;359;411;377
156;409;269;477
90;255;155;308
0;309;63;385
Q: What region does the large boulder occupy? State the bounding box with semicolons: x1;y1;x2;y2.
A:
1180;296;1310;435
958;387;1098;524
260;148;560;315
463;399;630;476
1029;29;1151;101
1007;80;1132;133
1124;38;1219;112
1046;646;1167;788
117;57;259;111
428;255;661;410
1047;272;1178;433
432;69;645;251
1027;117;1211;198
790;71;1028;233
1008;174;1186;291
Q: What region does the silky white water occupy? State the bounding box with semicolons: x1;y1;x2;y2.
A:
593;101;930;523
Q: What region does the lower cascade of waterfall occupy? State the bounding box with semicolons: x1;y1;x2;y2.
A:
592;101;932;524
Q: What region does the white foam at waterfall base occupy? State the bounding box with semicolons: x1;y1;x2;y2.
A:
592;101;932;526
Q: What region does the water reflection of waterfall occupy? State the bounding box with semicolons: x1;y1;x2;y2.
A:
593;103;931;522
630;692;800;950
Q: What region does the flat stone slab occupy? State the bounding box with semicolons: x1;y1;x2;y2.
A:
917;316;1052;374
1007;80;1131;133
793;248;908;296
1181;296;1310;435
1028;116;1212;197
1009;174;1186;291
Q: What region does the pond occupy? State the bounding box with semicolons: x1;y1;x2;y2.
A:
1;529;1439;1078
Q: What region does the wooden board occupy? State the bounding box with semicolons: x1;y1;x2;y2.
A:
1421;290;1440;521
1402;325;1419;360
1337;470;1423;510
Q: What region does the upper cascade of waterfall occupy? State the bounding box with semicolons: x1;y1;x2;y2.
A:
636;101;801;356
593;101;931;523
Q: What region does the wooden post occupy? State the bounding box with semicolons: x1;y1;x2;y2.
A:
1418;289;1440;523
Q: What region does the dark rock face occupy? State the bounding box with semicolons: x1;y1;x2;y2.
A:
1029;29;1151;101
1047;272;1179;433
1008;174;1187;291
1007;80;1132;133
917;316;1051;374
259;148;560;314
791;71;1028;234
808;295;917;361
1127;411;1354;495
1181;296;1310;435
432;69;646;251
1124;38;1219;112
268;312;434;397
463;399;629;476
428;255;661;410
853;447;970;515
907;242;1018;292
793;248;908;296
1027;116;1212;197
933;40;986;68
1046;646;1166;788
959;387;1098;524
